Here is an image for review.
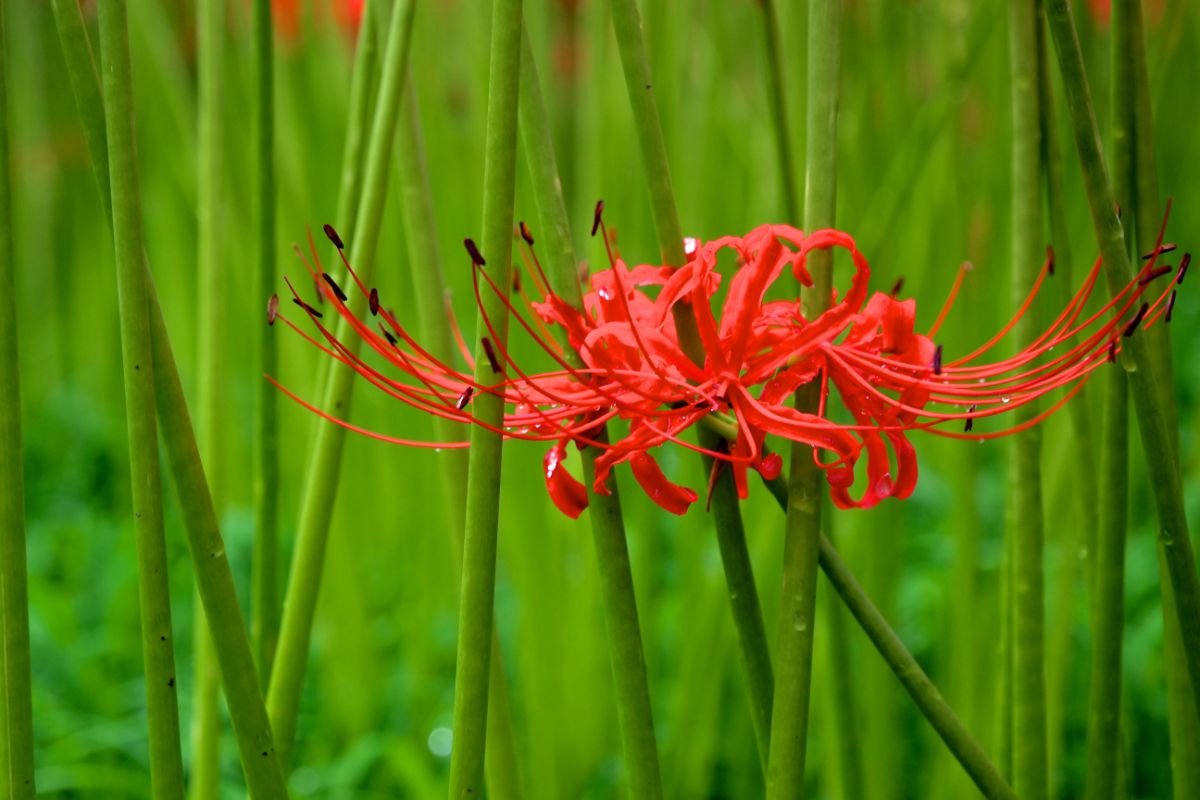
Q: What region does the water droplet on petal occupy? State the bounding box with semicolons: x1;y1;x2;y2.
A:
1001;396;1011;404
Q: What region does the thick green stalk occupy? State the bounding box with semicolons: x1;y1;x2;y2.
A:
53;5;290;796
267;0;416;763
516;36;662;796
757;0;799;224
0;0;36;792
446;0;523;792
608;0;771;779
396;86;523;800
1007;2;1047;798
251;0;280;686
767;1;839;795
192;0;225;794
96;2;186;796
1044;0;1200;724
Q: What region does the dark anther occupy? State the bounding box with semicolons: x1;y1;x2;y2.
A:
322;273;348;302
890;276;905;297
292;297;323;318
1139;264;1173;285
512;269;522;293
1046;244;1055;276
369;287;380;316
519;220;535;246
381;327;398;346
1167;290;1177;323
267;293;280;325
1107;340;1118;363
456;386;474;411
464;238;486;267
932;344;943;376
1177;253;1190;285
592;200;605;237
1143;242;1177;260
481;337;502;374
964;404;977;433
1122;302;1149;337
324;223;345;250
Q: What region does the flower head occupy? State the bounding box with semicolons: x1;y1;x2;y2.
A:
271;210;1184;517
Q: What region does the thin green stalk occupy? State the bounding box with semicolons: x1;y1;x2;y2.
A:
516;34;662;796
767;1;839;795
53;6;290;796
251;0;280;687
97;2;186;796
396;85;523;800
607;0;768;781
1044;0;1200;724
757;0;799;224
267;0;416;763
821;557;863;800
995;533;1014;783
0;0;36;792
192;0;225;793
445;0;524;792
1007;2;1047;798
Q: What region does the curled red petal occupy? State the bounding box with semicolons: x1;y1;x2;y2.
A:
544;442;589;519
630;452;698;516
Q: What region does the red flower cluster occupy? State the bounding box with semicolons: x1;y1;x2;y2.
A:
272;211;1184;518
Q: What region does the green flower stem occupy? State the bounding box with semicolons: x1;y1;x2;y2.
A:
97;2;186;796
767;1;839;795
251;0;280;687
759;478;1016;799
267;0;416;764
445;0;523;792
1007;2;1048;798
1044;0;1200;724
52;5;290;795
608;0;770;780
757;0;799;224
396;85;523;800
0;0;36;792
192;0;225;794
516;34;662;796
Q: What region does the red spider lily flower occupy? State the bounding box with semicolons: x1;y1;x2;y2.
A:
270;208;1184;518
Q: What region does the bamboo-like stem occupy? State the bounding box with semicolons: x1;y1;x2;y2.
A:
822;561;864;800
607;0;771;781
267;0;416;764
0;0;36;792
191;0;225;793
1044;0;1200;724
1007;2;1048;798
995;532;1014;782
251;0;280;687
767;1;839;795
757;0;799;224
516;36;664;796
52;7;290;796
395;85;523;800
445;0;524;791
96;2;186;796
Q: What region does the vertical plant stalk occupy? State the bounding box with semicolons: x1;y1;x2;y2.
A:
766;1;839;795
0;0;37;792
395;85;523;800
446;0;523;792
1007;2;1048;799
96;2;187;797
52;4;291;796
267;0;416;763
607;0;768;781
192;0;224;794
251;0;281;687
1044;0;1200;725
757;0;799;224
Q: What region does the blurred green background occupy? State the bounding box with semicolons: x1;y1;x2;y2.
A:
6;0;1197;796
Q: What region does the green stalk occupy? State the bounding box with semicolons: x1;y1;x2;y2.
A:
192;0;224;793
608;0;770;778
445;0;523;791
516;35;663;796
96;2;186;796
396;85;523;800
1044;0;1200;724
1007;3;1047;798
267;0;416;763
52;5;290;796
767;1;839;795
0;0;36;791
757;0;799;224
251;0;280;686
